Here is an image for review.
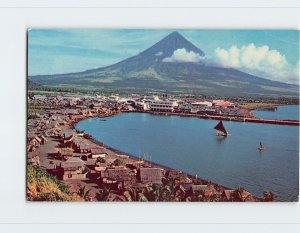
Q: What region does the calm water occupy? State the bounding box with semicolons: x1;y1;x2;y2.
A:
76;109;299;201
253;105;299;121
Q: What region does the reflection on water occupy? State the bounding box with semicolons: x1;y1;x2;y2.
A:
215;136;227;144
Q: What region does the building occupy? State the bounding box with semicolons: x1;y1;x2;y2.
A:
190;184;215;197
58;148;73;161
191;101;213;107
149;100;179;112
212;100;233;108
138;167;163;184
58;157;87;180
89;148;107;159
100;167;137;187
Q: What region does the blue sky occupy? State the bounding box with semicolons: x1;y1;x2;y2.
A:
28;29;299;84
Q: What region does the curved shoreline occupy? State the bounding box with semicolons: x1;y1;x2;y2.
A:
72;114;264;201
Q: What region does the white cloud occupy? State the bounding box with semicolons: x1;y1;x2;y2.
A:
214;43;299;84
155;51;163;56
163;48;204;63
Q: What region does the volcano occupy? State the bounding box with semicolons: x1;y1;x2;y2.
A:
29;31;298;96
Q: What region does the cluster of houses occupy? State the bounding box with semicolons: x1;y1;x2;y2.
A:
51;131;165;187
37;130;255;201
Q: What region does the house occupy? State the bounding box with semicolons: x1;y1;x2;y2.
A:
58;157;87;180
73;138;97;153
27;144;36;152
190;184;215;197
40;135;48;144
138;167;163;184
100;167;137;187
58;148;73;161
174;175;193;185
27;152;40;166
28;137;41;147
165;170;185;179
99;177;123;190
221;190;236;202
100;167;130;181
221;189;254;202
89;148;107;159
94;164;107;172
62;134;74;144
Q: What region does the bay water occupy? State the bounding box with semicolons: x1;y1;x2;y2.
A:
76;106;299;201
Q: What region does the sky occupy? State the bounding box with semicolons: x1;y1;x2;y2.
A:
28;29;299;84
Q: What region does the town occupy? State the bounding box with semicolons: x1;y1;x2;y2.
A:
28;92;298;202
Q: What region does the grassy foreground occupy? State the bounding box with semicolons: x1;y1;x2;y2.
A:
27;165;83;201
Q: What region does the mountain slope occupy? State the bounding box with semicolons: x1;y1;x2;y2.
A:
29;32;299;96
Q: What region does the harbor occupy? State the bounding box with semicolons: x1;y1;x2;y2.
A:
27;93;299;201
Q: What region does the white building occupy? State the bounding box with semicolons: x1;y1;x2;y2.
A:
149;100;179;112
191;101;213;107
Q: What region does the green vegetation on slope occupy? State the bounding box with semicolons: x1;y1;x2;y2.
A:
27;165;83;201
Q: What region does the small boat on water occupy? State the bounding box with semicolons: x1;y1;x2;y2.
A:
258;141;267;151
100;119;107;121
214;120;228;137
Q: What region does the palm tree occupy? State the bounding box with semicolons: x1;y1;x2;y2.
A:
160;177;177;201
263;191;274;202
143;184;163;202
113;158;125;166
188;190;205;202
96;157;106;163
123;187;148;202
77;185;92;201
210;193;222;202
232;187;252;202
95;187;111;201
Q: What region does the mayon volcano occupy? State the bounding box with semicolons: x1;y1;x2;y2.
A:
29;32;298;96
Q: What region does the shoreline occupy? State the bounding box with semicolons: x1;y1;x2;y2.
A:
71;113;264;201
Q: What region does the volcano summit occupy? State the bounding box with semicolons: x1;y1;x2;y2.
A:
29;31;298;96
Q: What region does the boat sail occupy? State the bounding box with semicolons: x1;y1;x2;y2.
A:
214;120;228;136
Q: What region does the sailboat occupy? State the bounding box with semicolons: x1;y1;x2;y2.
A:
214;120;228;137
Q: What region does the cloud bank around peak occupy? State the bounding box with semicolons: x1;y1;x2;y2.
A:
214;43;299;84
163;48;205;63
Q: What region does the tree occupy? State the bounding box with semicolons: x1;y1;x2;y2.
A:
95;187;111;201
188;191;204;202
96;157;106;163
143;184;162;202
263;191;274;202
113;158;125;166
77;185;92;201
232;188;251;202
123;187;148;202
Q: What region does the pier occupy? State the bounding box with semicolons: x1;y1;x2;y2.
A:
121;110;300;126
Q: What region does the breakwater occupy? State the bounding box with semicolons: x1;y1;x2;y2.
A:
121;110;300;126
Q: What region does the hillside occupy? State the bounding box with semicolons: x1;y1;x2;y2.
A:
27;165;83;201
